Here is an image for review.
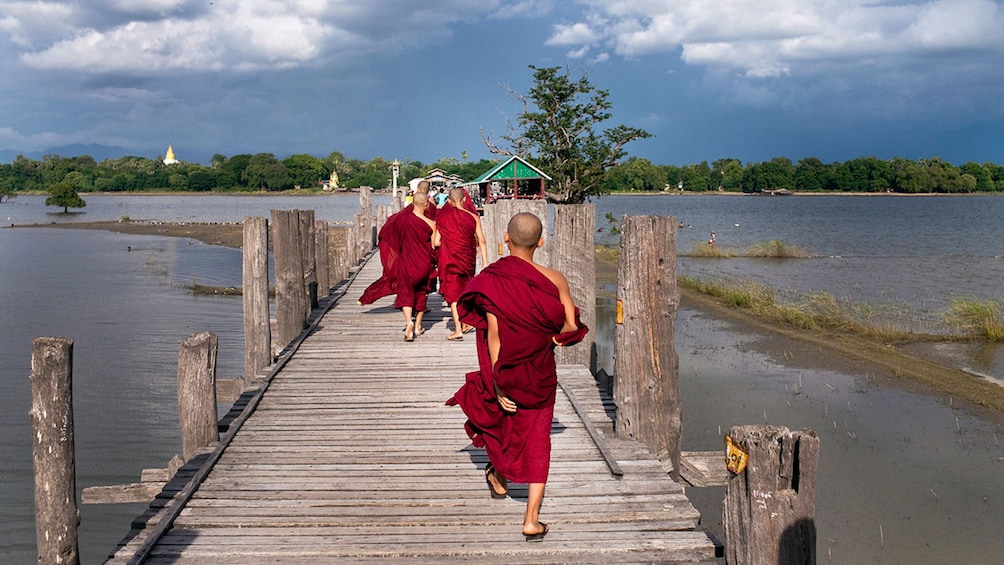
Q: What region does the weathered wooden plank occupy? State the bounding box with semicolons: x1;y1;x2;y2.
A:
110;247;715;564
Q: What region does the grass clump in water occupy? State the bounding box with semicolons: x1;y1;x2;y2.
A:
679;277;917;341
745;240;808;258
944;298;1004;341
682;240;807;258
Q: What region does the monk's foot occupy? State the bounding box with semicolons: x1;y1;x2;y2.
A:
446;332;464;341
523;522;549;542
485;464;507;499
415;327;425;336
461;324;475;334
404;323;415;342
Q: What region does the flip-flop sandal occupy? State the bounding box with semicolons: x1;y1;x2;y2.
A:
524;522;549;542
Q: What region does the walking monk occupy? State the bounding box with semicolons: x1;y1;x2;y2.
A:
434;187;488;340
358;191;438;341
446;212;588;542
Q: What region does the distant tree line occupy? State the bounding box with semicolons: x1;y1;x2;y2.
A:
604;156;1004;194
2;151;1002;201
0;152;499;197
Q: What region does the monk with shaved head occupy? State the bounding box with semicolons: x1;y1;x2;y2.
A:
359;190;438;341
434;187;488;340
447;212;587;542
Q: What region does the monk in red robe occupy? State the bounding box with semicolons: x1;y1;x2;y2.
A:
446;212;588;542
358;191;438;341
434;187;488;341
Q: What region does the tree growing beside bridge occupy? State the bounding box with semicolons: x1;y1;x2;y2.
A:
483;65;651;204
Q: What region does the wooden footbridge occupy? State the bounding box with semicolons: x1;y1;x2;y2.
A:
106;250;719;563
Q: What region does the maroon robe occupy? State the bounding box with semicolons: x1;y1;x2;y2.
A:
435;204;478;304
358;208;404;305
359;209;435;310
446;256;588;483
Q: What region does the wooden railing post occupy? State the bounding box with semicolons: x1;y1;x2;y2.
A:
29;336;80;565
613;215;681;477
553;204;596;368
271;209;308;347
178;331;219;462
482;200;548;266
298;209;318;311
243;217;271;383
315;220;330;295
724;425;819;565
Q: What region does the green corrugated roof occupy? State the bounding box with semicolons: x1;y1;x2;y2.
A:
467;156;552;184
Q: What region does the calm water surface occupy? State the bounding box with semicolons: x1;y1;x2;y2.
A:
1;193;1001;563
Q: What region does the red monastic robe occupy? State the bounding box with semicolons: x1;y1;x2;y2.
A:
359;209;435;310
446;256;588;483
435;204;478;304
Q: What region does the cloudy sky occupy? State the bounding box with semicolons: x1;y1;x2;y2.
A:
2;0;1003;166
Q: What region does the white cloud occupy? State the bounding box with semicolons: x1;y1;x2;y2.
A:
558;0;1004;77
7;0;538;74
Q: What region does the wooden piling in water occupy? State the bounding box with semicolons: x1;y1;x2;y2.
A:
724;425;819;565
271;209;308;347
29;336;80;565
613;215;681;477
315;219;330;294
552;204;596;368
242;217;271;383
177;331;219;462
298;210;318;311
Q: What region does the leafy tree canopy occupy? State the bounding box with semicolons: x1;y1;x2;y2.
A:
45;181;86;212
484;65;651;203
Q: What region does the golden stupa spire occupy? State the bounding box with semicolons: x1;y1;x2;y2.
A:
164;144;178;165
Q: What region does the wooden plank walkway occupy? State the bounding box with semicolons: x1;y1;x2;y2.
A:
109;252;717;564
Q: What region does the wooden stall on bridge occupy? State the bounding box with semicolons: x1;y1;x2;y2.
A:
463;155;550;209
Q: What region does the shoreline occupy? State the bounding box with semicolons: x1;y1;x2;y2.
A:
23;219;1003;419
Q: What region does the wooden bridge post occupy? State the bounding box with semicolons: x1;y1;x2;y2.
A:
297;210;318;311
315;220;330;295
724;425;819;565
483;200;548;265
329;226;350;283
613;215;681;477
359;186;374;249
271;209;308;347
29;336;80;565
552;204;596;368
243;217;271;383
178;331;219;462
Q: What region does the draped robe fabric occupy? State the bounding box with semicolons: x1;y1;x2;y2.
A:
358;208;435;310
435;204;479;305
446;256;588;483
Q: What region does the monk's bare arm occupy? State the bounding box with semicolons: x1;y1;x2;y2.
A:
536;266;578;333
487;312;517;413
474;216;489;267
432;226;441;249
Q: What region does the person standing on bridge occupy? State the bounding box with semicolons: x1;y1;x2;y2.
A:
358;190;438;341
434;187;488;341
446;212;587;542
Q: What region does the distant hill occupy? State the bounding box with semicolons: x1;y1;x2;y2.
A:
0;143;146;163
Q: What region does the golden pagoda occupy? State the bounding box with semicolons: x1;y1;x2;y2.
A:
163;144;179;165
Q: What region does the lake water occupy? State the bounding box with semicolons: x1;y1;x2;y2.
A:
1;193;1002;563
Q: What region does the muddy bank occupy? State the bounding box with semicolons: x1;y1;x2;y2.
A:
16;220;247;248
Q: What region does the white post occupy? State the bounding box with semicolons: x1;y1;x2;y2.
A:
392;160;401;199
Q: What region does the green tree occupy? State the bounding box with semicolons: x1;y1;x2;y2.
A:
283;154;327;188
604;157;666;192
242;153;293;191
485;65;651;203
960;161;994;192
187;170;217;192
45;181;86;213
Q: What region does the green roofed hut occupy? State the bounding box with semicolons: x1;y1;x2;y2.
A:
462;155;550;210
